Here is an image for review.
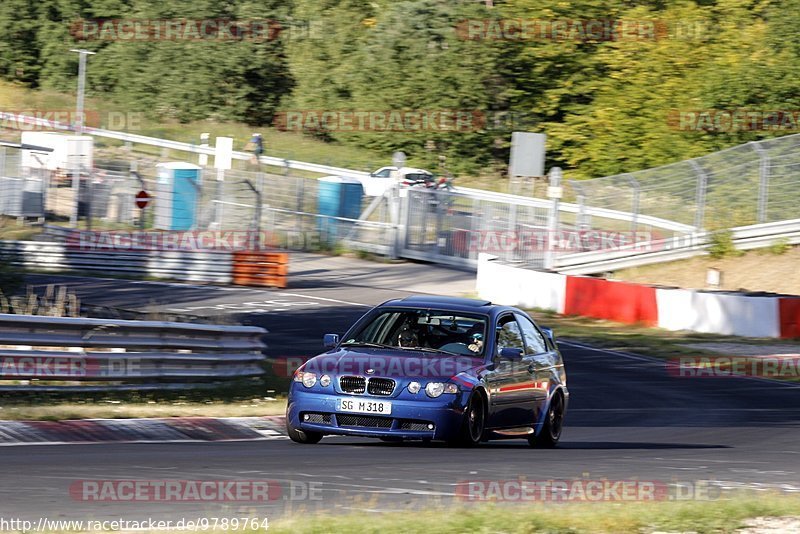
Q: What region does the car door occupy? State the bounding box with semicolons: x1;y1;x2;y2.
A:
514;313;551;425
485;314;536;429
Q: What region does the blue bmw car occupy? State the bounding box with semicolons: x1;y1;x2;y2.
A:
286;296;568;447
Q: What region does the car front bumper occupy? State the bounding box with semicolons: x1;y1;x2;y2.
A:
287;389;469;441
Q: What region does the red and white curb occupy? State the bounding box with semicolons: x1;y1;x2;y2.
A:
0;416;288;446
477;254;800;339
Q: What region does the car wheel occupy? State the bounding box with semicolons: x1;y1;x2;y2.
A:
286;421;323;444
529;391;565;448
449;392;486;447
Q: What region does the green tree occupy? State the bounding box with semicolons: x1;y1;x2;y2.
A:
0;0;40;85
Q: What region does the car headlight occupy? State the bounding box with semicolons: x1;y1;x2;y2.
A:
425;382;459;398
293;371;317;388
426;382;444;398
408;381;421;394
320;374;331;387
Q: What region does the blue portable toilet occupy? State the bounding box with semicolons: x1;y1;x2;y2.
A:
154;162;201;231
317;176;364;243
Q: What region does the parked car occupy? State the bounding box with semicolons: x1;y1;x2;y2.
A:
286;295;568;447
358;166;437;196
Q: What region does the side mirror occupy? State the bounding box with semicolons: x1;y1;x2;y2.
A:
540;327;555;345
499;347;524;360
323;333;340;349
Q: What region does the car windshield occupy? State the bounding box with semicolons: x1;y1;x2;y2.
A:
342;308;487;357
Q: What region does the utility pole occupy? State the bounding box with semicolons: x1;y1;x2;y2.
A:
544;167;563;270
69;49;96;228
70;49;96;135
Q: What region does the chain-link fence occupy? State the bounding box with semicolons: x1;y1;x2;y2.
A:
0;150;151;228
4;131;800;270
566;134;800;234
403;188;551;267
0;149;46;220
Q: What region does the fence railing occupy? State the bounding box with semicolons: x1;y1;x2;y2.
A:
0;241;233;283
0;112;687;235
566;136;800;235
0;314;267;391
552;218;800;275
4;111;800;272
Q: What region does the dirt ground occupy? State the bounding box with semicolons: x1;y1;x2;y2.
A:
612;246;800;295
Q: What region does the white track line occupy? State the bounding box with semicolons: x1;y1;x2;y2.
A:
278;292;371;308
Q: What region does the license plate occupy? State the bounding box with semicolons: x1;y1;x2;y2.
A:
336;398;392;415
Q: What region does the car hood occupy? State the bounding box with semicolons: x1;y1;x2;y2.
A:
303;348;483;381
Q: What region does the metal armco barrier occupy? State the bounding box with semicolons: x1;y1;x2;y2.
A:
552;218;800;275
0;241;233;283
0;314;268;390
232;251;289;288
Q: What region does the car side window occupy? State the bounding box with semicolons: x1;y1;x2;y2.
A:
515;313;547;355
495;315;524;357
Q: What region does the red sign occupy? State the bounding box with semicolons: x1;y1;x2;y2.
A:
135;190;150;209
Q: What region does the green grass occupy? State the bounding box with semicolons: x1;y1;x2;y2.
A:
0;81;391;173
531;309;800;360
0;81;531;186
0;217;41;241
267;495;800;534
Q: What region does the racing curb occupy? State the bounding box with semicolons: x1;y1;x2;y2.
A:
0;416;288;446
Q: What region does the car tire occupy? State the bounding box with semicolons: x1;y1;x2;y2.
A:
449;392;486;447
528;391;565;448
286;421;323;444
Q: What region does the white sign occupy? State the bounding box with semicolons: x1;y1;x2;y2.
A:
214;136;233;170
20;132;93;172
509;132;545;177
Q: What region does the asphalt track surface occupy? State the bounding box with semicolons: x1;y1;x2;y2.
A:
3;255;800;522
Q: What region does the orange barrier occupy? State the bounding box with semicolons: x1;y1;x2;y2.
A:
232;251;289;288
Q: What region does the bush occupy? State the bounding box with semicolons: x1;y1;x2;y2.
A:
767;238;792;256
707;230;743;259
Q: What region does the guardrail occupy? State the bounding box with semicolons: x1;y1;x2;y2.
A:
553;219;800;275
0;112;693;235
0;240;233;283
0;314;268;391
